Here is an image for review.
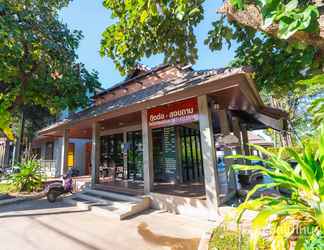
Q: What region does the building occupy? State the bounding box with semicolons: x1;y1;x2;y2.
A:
38;64;288;218
31;88;104;177
0;133;13;169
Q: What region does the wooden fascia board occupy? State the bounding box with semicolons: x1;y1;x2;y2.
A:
238;74;264;110
254;112;285;131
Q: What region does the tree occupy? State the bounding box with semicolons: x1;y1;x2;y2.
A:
100;0;324;137
0;0;100;139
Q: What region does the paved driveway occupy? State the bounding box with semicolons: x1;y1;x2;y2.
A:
0;198;213;250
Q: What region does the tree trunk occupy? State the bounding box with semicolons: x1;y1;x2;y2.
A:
13;111;25;163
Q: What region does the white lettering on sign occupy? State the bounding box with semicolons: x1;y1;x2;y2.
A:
169;108;194;118
149;113;165;122
148;97;198;128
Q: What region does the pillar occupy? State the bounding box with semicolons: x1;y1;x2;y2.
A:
141;109;154;194
198;95;220;209
240;123;251;179
241;123;250;156
216;109;235;192
123;131;128;179
175;126;183;183
91;122;100;187
60;128;69;175
232;117;243;155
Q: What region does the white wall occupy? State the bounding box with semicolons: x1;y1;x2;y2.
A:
39;137;90;177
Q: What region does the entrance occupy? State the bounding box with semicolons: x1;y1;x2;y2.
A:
100;133;124;180
179;126;203;182
98;131;143;182
127;130;143;180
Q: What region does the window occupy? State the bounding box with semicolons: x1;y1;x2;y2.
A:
68;143;75;167
45;142;54;160
32;148;41;159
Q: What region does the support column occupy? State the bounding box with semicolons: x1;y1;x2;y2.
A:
175;127;183;184
217;110;230;136
123;131;128;179
198;95;220;210
241;123;250;156
240;123;251;179
216;110;235;192
60;128;69;175
142;109;154;194
91;122;100;187
232;117;243;155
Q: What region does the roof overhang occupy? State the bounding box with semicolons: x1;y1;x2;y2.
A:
38;70;288;138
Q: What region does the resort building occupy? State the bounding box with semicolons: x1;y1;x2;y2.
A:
37;64;288;218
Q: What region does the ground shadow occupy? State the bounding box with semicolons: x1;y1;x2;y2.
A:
137;222;200;250
0;198;89;219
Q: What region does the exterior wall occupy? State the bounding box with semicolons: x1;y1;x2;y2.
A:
70;138;90;175
0;138;11;168
35;137;90;177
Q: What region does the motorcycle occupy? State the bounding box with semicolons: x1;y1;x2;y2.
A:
45;169;73;203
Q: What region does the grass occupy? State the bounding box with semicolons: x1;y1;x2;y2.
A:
0;183;17;194
209;226;270;250
209;226;249;250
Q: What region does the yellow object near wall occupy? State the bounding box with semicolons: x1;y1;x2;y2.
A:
68;143;74;168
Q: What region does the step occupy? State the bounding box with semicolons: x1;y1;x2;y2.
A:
85;189;144;203
64;190;151;220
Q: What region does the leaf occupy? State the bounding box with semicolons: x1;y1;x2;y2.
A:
285;0;298;12
229;0;245;10
2;127;14;141
140;10;148;24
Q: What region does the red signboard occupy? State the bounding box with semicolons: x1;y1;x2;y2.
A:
148;97;199;128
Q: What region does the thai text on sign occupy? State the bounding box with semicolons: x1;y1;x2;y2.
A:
148;97;199;128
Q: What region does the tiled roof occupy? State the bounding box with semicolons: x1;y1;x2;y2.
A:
67;66;252;121
39;66;254;133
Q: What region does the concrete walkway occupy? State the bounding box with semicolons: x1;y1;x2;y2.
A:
0;198;213;250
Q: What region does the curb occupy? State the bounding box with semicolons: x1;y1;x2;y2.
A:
0;192;46;206
198;227;214;250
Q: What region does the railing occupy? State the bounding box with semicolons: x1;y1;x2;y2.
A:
38;160;57;178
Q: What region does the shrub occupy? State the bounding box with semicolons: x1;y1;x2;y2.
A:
0;183;17;194
10;157;44;192
229;125;324;249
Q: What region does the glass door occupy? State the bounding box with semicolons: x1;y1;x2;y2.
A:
127;131;143;180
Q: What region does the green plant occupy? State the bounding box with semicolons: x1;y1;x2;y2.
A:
0;183;17;194
209;225;249;250
228;125;324;249
230;0;320;39
10;158;44;192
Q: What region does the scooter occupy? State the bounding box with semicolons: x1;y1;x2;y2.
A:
45;169;73;203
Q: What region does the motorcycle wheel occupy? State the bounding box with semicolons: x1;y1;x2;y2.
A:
47;189;58;203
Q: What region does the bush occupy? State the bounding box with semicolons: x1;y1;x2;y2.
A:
10;158;44;192
229;125;324;249
0;183;17;194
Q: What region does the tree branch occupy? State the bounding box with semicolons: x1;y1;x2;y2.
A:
218;2;324;55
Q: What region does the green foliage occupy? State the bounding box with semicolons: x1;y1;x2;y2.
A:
208;225;250;250
10;158;44;192
101;0;321;75
0;183;17;194
228;125;324;249
229;0;319;39
0;0;100;137
308;97;324;128
101;0;204;74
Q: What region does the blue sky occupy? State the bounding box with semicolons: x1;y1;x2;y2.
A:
60;0;237;89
